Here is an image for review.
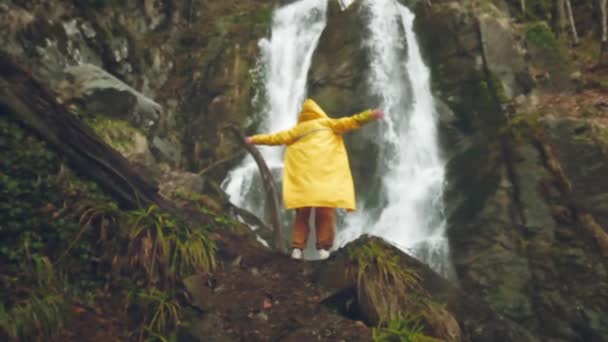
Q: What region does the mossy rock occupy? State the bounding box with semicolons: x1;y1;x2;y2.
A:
316;236;462;341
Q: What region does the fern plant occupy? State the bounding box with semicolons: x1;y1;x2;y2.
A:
125;205;216;287
131;287;182;342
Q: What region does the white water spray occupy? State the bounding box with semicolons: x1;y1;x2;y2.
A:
335;0;452;276
222;0;328;219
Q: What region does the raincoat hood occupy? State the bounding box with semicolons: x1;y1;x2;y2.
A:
298;99;328;123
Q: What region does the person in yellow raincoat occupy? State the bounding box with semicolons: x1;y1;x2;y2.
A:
246;99;383;260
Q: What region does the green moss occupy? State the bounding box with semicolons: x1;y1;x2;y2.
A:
573;125;608;148
478;80;496;113
526;22;559;51
490;73;509;103
217;4;274;29
86;117;142;154
598;128;608;146
501;112;544;140
251;5;274;25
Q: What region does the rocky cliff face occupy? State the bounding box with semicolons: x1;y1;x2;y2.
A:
0;0;275;171
414;1;608;341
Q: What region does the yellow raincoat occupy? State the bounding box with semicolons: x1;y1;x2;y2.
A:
250;99;375;210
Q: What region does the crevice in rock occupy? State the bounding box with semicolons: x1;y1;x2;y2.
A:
320;286;367;323
536;138;608;257
475;15;526;227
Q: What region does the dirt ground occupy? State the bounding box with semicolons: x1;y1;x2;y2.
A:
54;228;371;342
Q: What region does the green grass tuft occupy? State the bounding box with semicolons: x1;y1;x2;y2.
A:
349;240;424;321
0;256;69;340
125;205;216;287
132;287;182;341
0;293;68;340
372;315;442;342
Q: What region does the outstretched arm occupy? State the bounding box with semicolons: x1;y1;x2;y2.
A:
247;127;297;146
327;109;383;134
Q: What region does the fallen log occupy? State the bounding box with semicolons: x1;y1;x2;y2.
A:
0;51;175;213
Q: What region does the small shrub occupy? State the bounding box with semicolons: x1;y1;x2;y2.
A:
372;315;441;342
131;287;182;341
526;22;559;51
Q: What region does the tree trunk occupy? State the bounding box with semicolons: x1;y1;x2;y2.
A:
601;0;607;64
0;51;177;213
520;0;526;16
555;0;568;36
565;0;580;45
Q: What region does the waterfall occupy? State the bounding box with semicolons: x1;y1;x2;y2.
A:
222;0;328;222
222;0;452;277
335;0;452;277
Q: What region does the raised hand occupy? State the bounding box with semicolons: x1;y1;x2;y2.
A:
372;109;384;120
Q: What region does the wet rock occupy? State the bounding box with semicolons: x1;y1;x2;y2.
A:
63;64;162;134
545;118;608;229
308;0;368;115
157;169;213;201
478;13;528;99
151;135;182;166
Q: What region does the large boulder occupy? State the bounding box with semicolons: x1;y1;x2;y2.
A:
60;63;186;166
316;236;539;342
62;64;162;133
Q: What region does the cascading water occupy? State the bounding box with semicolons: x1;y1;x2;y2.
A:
336;0;453;277
222;0;328;225
223;0;452;277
